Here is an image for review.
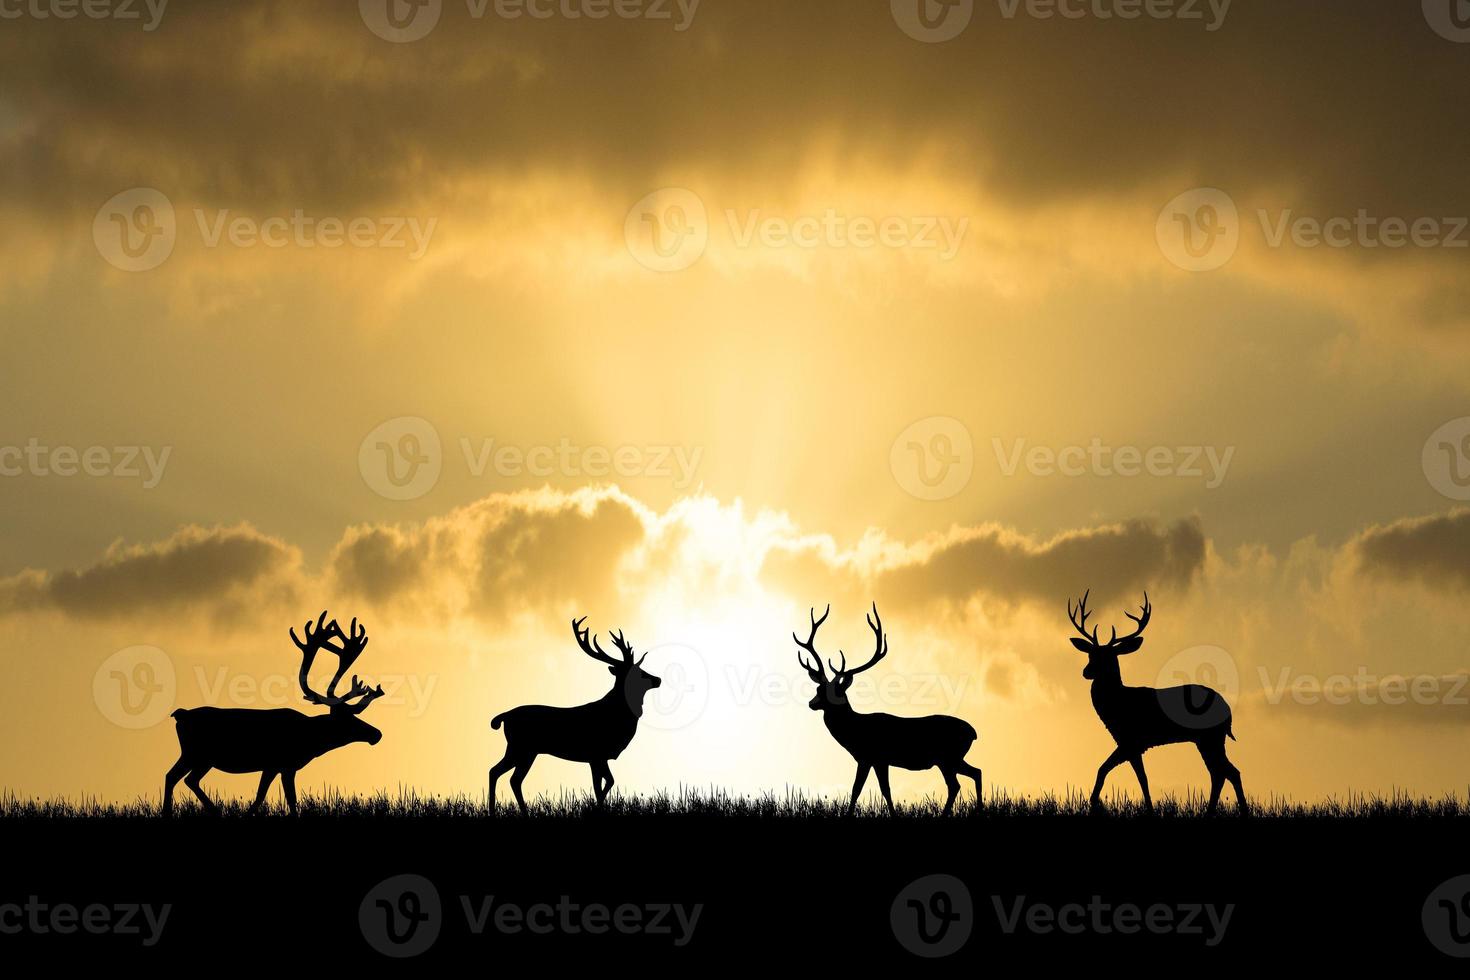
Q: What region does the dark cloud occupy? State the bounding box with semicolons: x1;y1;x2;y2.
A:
876;517;1204;610
763;516;1205;613
1353;509;1470;592
4;0;1465;233
0;524;300;621
329;489;648;623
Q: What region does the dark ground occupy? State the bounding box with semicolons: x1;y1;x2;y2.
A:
2;793;1466;966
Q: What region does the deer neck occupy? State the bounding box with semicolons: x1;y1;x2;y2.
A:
304;714;351;758
1088;663;1132;717
599;680;643;719
822;702;862;743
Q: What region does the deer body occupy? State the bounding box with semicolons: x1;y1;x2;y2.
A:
1067;592;1246;816
162;612;386;817
795;604;982;816
492;687;644;764
821;709;977;773
489;618;661;815
1089;679;1232;752
171;707;382;775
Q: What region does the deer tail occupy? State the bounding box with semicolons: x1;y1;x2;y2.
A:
170;708;188;720
1227;723;1237;741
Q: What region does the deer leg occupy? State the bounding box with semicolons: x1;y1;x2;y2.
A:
509;757;535;816
1090;748;1128;813
1206;764;1225;815
1219;746;1248;817
248;772;277;815
183;768;217;815
591;761;614;805
874;765;895;815
847;763;871;816
1128;755;1154;814
280;771;298;816
955;762;983;810
939;766;961;816
489;751;516;816
162;757;190;817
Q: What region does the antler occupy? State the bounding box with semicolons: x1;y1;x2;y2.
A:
1067;591;1152;649
605;628;647;667
829;603;889;688
844;603;890;678
1120;592;1151;642
1067;590;1105;646
572;617;624;667
793;605;831;682
293;611;380;708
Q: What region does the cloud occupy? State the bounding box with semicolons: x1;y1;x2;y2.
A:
0;523;302;622
329;486;650;623
765;517;1205;613
2;488;1206;637
1351;509;1470;593
4;1;1466;326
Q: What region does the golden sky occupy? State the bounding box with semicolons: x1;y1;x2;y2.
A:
2;0;1469;807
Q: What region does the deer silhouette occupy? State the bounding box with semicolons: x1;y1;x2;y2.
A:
794;604;981;816
163;611;386;816
1067;591;1247;816
489;617;661;815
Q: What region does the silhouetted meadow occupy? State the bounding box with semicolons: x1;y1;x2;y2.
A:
5;787;1465;822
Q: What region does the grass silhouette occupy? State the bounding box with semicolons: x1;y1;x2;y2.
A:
3;786;1465;821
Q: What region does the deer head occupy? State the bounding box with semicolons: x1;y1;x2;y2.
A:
572;617;661;711
793;603;889;712
1067;591;1151;683
290;611;385;745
